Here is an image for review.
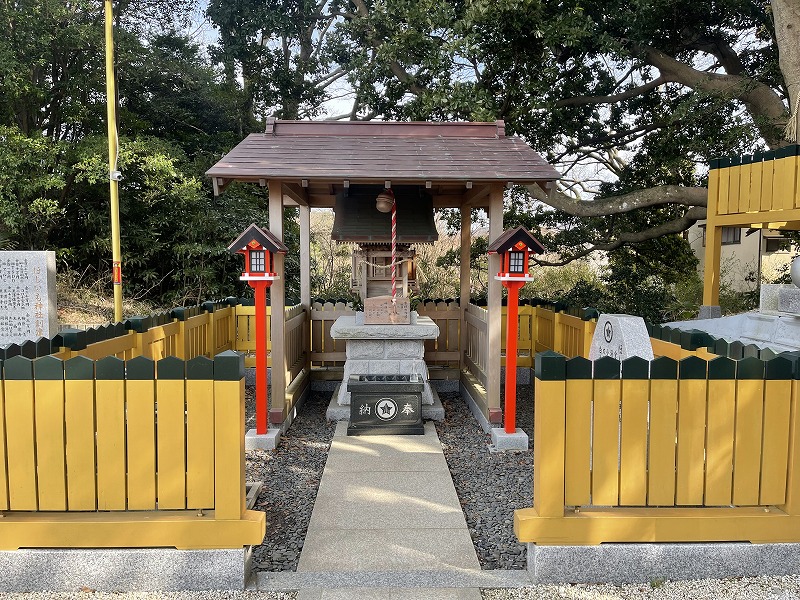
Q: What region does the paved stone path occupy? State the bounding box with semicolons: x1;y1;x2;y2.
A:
286;420;485;599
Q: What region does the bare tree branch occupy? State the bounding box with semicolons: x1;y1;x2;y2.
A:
555;75;667;107
526;184;708;217
636;44;789;147
682;32;745;75
534;207;707;266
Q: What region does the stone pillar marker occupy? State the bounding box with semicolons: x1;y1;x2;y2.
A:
0;251;57;345
588;314;654;362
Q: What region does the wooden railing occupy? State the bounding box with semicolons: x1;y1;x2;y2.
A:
464;303;488;389
310;300;353;369
709;145;800;219
285;304;306;378
0;351;264;550
516;352;800;545
418;299;461;368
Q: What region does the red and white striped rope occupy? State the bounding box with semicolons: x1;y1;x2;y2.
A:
391;198;397;303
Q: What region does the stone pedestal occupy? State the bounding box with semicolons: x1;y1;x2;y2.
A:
698;304;723;320
330;312;439;406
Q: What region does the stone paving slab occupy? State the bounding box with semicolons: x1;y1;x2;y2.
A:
298;528;479;571
297;587;482;599
307;472;465;529
323;422;449;473
297;420;480;574
254;570;531;590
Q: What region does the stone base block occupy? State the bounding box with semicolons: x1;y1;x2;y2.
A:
460;380;491;434
779;287;800;314
528;542;800;584
697;305;722;319
327;385;445;421
430;378;459;393
0;547;252;592
490;427;529;451
760;284;785;313
245;428;280;450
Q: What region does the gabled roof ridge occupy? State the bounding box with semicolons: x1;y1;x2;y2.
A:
488;225;545;254
264;118;506;138
227;223;288;254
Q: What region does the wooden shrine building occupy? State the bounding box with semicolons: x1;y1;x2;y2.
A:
207;119;560;427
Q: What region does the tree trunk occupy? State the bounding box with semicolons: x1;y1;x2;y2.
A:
772;0;800;140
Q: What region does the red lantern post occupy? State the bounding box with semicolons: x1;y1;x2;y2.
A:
488;227;545;434
228;224;287;435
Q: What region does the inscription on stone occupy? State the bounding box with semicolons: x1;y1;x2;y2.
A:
363;295;411;324
588;314;654;362
347;375;424;435
0;251;57;345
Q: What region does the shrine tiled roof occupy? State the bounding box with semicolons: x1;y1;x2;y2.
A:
206;120;560;184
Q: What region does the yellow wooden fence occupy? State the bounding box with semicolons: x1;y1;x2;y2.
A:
709;146;800;220
0;351;264;550
516;345;800;546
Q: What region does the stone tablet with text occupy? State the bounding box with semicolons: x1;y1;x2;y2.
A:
0;251;57;345
363;295;411;324
588;314;654;362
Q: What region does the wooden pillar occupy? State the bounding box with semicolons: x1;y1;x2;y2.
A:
299;203;311;373
299;204;311;309
459;207;472;371
702;222;722;306
268;180;286;424
702;164;722;308
487;184;503;423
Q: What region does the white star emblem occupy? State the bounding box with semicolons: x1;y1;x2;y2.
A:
375;398;397;421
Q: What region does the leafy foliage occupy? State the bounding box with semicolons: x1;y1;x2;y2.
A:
1;0;798;317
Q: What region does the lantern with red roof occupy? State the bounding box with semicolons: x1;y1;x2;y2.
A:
228;224;287;435
488;226;545;434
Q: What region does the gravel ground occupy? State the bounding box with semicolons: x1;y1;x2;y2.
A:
435;385;533;570
244;388;336;572
244;382;534;572
481;575;800;599
243;383;800;599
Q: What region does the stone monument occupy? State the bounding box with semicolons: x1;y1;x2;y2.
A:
588;314;654;362
330;311;439;407
0;251;57;345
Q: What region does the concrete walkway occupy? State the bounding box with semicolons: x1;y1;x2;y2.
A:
292;420;483;599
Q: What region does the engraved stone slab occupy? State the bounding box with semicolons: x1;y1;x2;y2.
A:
588;314;654;362
0;251;57;345
363;295;411;324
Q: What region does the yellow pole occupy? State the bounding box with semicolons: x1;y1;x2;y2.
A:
105;0;123;322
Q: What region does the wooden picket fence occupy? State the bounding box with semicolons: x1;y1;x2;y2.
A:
516;347;800;546
0;351;264;550
708;145;800;219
